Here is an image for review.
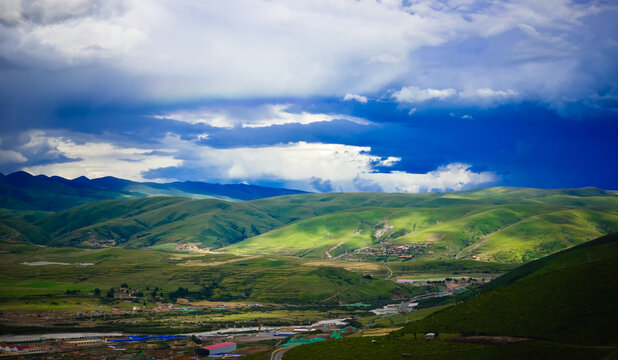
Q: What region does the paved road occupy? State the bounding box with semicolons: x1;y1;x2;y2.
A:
270;346;294;360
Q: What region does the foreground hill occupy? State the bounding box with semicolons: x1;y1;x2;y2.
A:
0;186;616;261
396;232;618;345
283;233;618;360
0;171;306;211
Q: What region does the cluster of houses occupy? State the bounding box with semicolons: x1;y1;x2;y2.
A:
173;299;263;311
113;286;146;300
89;239;117;247
174;244;211;252
370;301;419;315
55;299;266;320
0;344;44;356
355;242;432;258
0;320;385;358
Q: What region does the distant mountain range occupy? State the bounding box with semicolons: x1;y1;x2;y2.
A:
0;171;307;211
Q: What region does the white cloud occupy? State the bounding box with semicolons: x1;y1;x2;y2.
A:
0;0;605;102
163;138;392;182
21;132;180;182
18;131;497;193
393;86;518;104
152;110;235;128
449;112;473;119
159;135;496;192
0;150;27;164
153;104;371;128
459;88;517;99
364;163;497;193
392;86;456;103
28;17;146;61
343;93;368;104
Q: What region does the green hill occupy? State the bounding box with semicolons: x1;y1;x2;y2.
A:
32;197;288;248
283;233;618;360
223;199;618;262
1;186;617;262
396;232;618;345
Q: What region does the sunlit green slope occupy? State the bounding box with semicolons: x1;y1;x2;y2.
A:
223;193;618;262
1;186;616;262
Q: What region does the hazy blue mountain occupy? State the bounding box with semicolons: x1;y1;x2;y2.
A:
0;171;307;211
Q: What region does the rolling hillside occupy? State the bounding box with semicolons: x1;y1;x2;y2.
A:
30;197;288;248
0;186;617;262
283;233;618;360
396;232;618;345
223;192;618;262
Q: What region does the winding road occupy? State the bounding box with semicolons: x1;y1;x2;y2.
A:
385;264;393;279
271;346;294;360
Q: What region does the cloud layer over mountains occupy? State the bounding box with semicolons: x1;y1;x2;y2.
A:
0;0;616;192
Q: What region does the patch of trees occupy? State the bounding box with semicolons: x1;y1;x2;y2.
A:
388;229;408;239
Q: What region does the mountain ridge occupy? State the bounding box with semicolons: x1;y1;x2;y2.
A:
0;171;307;211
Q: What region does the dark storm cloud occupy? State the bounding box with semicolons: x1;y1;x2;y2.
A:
0;0;126;28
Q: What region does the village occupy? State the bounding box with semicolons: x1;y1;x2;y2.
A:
0;244;501;359
0;317;378;359
349;242;433;260
0;293;449;359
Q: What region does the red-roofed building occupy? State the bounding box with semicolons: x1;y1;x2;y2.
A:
196;341;236;356
1;345;44;354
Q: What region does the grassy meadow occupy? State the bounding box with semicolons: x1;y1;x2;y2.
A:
0;244;438;313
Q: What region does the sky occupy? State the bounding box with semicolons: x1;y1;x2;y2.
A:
0;0;617;193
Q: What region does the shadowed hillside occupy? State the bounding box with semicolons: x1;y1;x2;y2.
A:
395;233;618;345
